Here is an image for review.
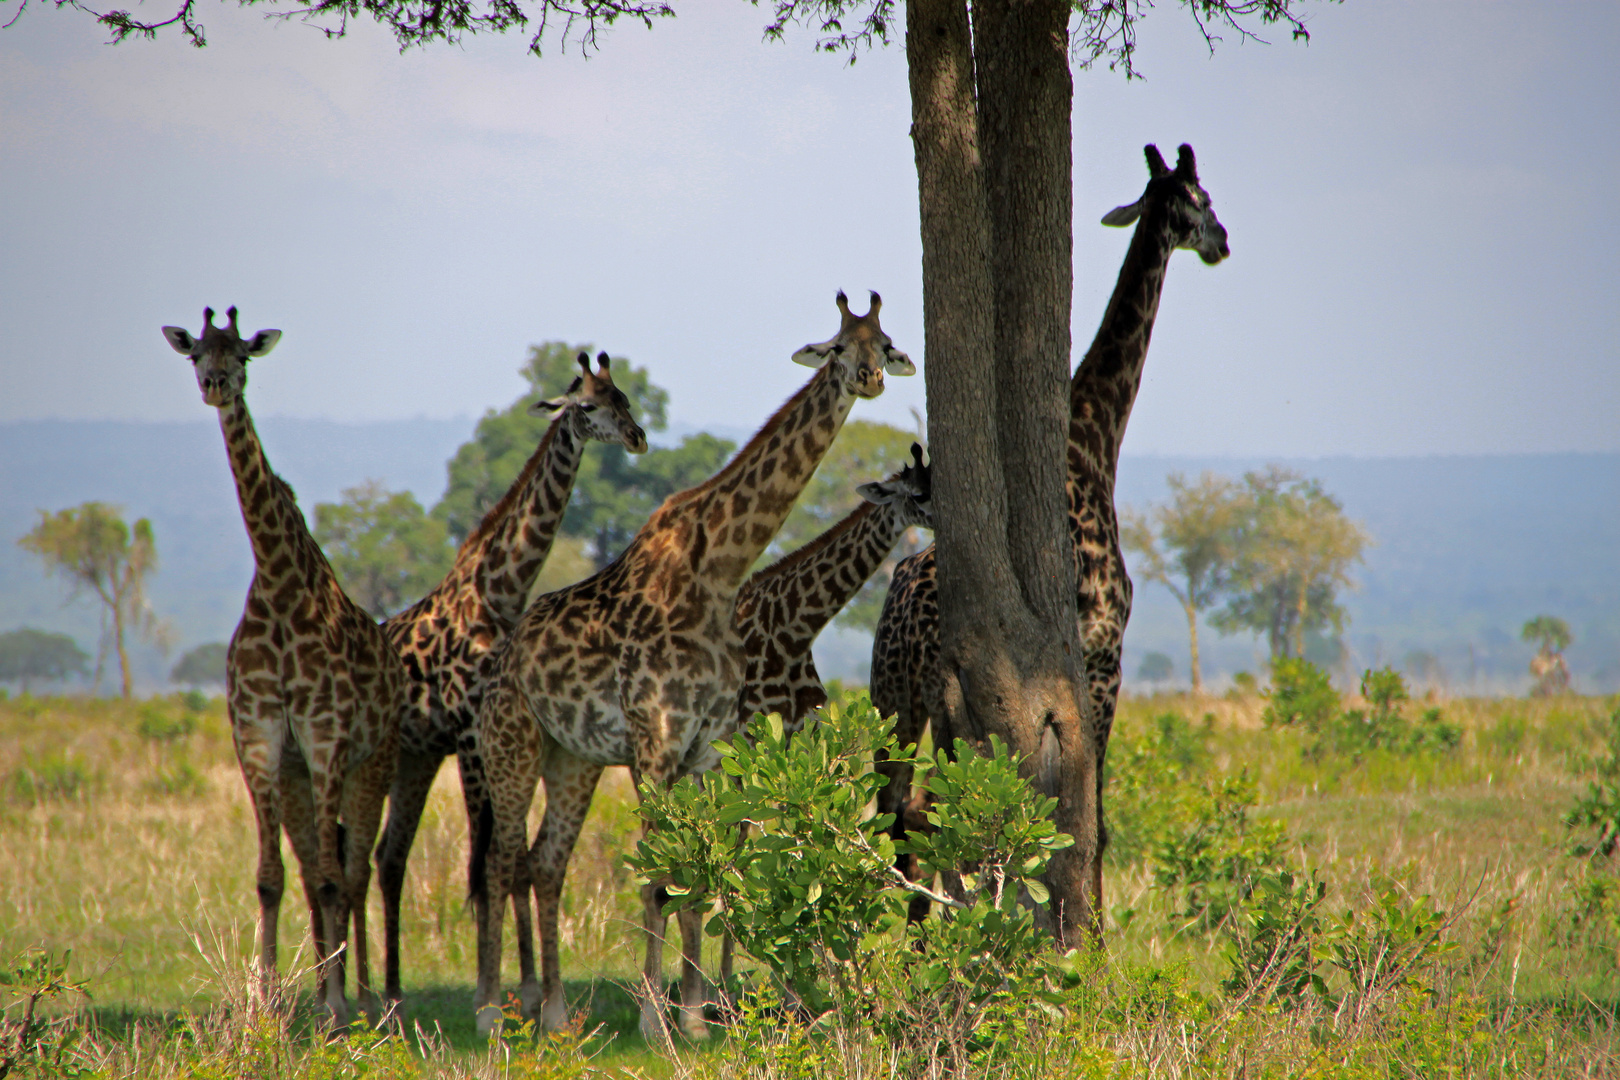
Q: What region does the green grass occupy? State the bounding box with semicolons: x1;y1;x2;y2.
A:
3;688;1619;1077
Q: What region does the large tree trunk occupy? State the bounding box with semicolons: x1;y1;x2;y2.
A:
907;0;1100;946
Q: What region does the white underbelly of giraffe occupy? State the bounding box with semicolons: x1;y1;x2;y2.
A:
527;676;741;774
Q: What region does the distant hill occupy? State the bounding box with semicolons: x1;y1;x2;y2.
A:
2;420;1615;694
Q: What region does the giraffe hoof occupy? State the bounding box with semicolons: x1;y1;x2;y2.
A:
475;1005;505;1036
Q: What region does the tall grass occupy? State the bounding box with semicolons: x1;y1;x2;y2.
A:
3;687;1618;1077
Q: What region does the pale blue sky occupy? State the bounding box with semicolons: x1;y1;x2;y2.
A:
1;0;1616;455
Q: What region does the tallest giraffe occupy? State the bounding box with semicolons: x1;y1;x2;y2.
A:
872;142;1230;909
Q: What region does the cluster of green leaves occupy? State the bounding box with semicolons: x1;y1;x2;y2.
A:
1564;707;1620;859
0;949;92;1080
8;752;94;804
1105;710;1289;931
1263;660;1462;762
629;695;1071;1039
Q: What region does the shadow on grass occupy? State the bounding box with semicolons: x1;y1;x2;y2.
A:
85;976;716;1068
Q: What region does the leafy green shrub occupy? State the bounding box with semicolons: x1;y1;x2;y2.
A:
1105;712;1213;867
0;949;92;1079
1262;657;1339;731
630;695;1072;1051
9;752;93;803
1221;867;1329;1006
135;705;194;742
144;759;207;799
179;689;210;713
1326;871;1456;1018
1565;707;1620;859
1150;771;1291;931
1289;666;1462;761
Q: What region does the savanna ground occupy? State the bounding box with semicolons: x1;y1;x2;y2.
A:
3;682;1618;1077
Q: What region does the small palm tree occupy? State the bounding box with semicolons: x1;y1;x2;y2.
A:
1521;615;1572;697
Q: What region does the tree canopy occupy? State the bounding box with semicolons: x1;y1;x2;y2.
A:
1207;468;1369;661
18;502;167;698
1122;472;1244;692
170;641;229;688
0;628;91;692
313;480;455;618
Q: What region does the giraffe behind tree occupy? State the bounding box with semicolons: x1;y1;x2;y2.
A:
467;291;913;1041
870;143;1230;914
162;307;406;1026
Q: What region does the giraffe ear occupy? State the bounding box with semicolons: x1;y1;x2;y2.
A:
883;348;916;377
528;396;570;416
1101;199;1144;228
245;329;281;357
792;338;836;368
162;326;196;354
856;479;902;505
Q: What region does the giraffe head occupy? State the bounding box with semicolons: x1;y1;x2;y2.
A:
855;442;933;530
791;291;914;399
1101;143;1229;265
528;351;649;453
162;306;282;407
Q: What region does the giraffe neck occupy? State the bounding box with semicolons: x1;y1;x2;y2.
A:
642;361;860;590
737;500;910;646
440;409;589;632
1069;206;1179;482
217;398;322;584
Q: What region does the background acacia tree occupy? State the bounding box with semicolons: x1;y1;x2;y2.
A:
18;502;166;699
169;641;228;689
0;628;90;693
312;479;454;617
1211;467;1369;662
1522;614;1572;697
1122;471;1243;694
25;0;1323;944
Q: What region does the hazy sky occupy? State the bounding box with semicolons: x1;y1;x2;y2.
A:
2;1;1616;456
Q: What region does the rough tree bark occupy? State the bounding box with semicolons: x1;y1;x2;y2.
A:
907;0;1099;946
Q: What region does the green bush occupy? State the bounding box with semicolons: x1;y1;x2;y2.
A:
9;752;93;803
1149;771;1291;932
144;759;207;799
1105;712;1213;868
135;705;195;743
630;695;1072;1051
1262;657;1339;731
1565;707;1620;859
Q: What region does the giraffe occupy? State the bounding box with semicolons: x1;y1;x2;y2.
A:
375;352;647;1003
734;442;932;730
870;143;1229;911
161;307;406;1026
466;291;913;1041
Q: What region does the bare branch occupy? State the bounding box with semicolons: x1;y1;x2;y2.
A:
753;0;895;59
1070;0;1326;80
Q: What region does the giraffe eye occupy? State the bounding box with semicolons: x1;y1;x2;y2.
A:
579;403;599;413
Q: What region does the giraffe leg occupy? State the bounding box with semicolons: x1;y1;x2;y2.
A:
676;907;707;1040
278;741;332;1000
530;745;601;1032
471;687;545;1035
376;746;442;1003
458;741;540;1011
307;737;352;1028
627;724;696;1044
242;754;287;1003
342;733;395;1018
